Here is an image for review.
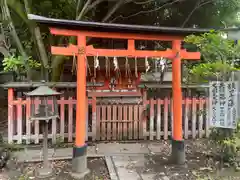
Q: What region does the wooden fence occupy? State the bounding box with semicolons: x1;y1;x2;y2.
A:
7;88;209;144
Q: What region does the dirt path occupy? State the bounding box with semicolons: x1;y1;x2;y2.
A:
1;158;110;180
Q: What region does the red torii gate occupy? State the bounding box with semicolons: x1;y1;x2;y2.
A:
29;14;208;179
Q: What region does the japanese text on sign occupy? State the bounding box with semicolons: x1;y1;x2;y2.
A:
209;81;238;129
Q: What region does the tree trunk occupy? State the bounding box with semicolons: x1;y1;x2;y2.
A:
24;0;49;81
2;0;30;80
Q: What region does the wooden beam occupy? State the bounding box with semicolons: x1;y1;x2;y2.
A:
88;91;142;97
2;82;104;89
181;49;200;60
52;45;175;58
50;28;184;41
51;45;200;60
51;45;78;56
86;46;175;58
138;83;209;89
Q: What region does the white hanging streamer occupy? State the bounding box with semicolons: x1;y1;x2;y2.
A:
94;53;100;69
72;53;77;74
145;56;150;72
113;56;119;71
159;57;166;72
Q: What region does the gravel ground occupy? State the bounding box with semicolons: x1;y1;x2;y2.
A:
0;157;110;180
139;140;240;180
1;140;240;179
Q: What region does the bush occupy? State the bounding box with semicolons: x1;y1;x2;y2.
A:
209;121;240;164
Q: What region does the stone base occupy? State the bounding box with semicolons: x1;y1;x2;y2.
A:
70;169;90;180
71;145;90;179
35;167;53;179
171;140;185;165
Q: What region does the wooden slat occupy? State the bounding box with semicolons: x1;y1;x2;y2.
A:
123;106;128;139
149;99;154;140
184;98;190;139
101;105;106;140
34;99;39;144
138;105;144;139
91;97;97;141
171;100;173;137
7;90;13;144
163;97;168;140
112;105;117;140
142;90;147;140
86;100;89;141
51;100;57;144
88;91;142;97
192;98;197;139
156;99;161;140
68;97;73;142
17;98;22;144
60;97;65;141
107;105;112;140
199;98;204;138
96;106;101;140
118;105;123;140
205;100;210;137
128;105;133;140
26;97;31;144
52;117;57;143
133;105;138;139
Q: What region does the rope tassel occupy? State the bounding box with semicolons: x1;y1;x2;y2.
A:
113;56;119;71
145;56;150;72
135;57;138;78
94;55;100;69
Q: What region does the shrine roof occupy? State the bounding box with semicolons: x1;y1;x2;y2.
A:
28;14;216;36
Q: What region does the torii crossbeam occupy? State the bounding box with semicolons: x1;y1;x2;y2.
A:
28;14;208;179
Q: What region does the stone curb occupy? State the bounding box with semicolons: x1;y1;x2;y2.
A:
105;156;119;180
15;153;151;163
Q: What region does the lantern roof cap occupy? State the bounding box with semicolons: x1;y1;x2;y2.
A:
25;84;61;97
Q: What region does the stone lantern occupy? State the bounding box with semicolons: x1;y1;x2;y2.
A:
25;81;61;178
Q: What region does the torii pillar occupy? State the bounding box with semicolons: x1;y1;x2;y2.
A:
72;35;90;178
171;40;200;164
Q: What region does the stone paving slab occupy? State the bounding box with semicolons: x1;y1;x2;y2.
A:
105;156;119;180
140;173;158;180
14;143;153;163
147;142;170;154
111;156;141;179
96;143;149;155
110;155;170;180
14;146;99;163
117;167;141;180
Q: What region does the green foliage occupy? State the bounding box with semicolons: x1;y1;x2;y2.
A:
185;32;240;63
185;32;240;165
186;62;238;83
2;55;41;73
210;122;240;163
184;32;240;83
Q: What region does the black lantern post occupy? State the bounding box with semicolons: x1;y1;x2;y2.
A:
25;82;61;178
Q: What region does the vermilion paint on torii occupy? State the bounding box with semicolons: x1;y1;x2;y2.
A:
49;27;201;146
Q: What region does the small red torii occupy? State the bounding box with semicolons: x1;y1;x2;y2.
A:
29;14;208;179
